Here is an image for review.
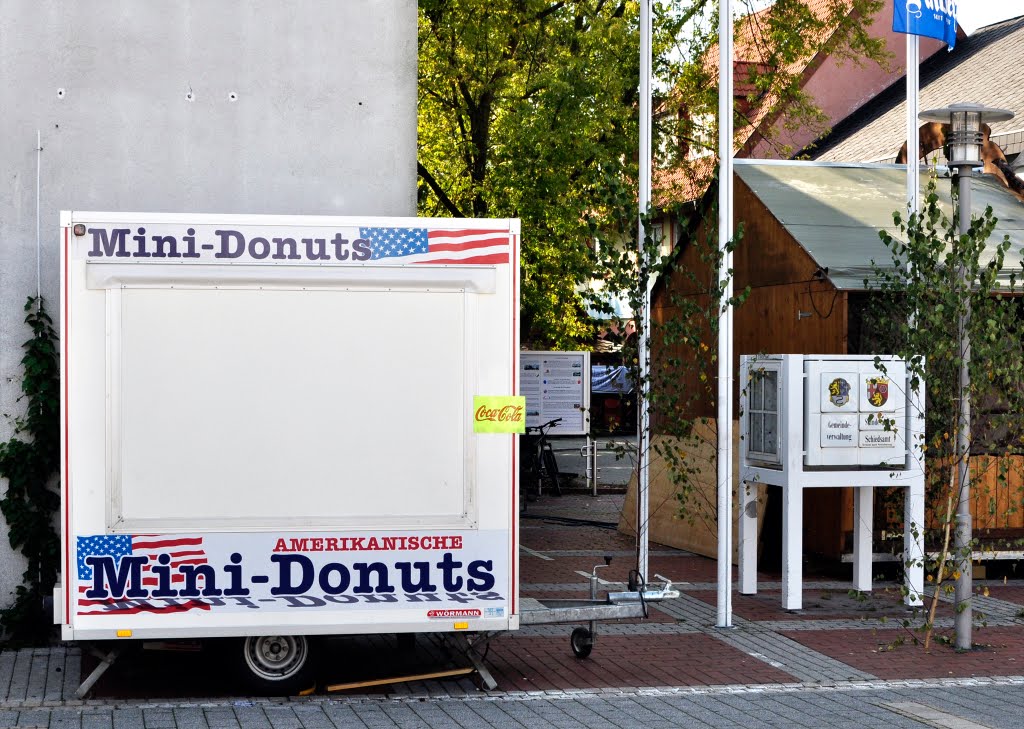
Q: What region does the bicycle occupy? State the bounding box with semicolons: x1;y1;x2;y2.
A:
520;417;563;499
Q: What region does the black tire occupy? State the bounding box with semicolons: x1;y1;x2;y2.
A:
570;627;593;659
235;635;316;695
520;435;541;498
542;448;561;495
521;459;540;500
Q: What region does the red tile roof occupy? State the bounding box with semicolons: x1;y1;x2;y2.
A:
654;0;859;207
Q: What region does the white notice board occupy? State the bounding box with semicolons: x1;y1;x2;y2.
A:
520;351;591;435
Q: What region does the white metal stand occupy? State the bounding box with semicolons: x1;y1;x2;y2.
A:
740;476;924;610
739;355;926;611
585;435;599;496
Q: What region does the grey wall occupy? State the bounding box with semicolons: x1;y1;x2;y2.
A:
0;0;417;604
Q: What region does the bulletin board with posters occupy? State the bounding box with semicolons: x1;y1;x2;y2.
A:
520;351;591;436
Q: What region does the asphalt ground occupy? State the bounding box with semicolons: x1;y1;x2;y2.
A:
544;436;638;492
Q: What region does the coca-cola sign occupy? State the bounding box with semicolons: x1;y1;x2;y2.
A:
475;404;524;423
473;396;527;434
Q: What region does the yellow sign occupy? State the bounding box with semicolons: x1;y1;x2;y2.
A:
473;396;526;434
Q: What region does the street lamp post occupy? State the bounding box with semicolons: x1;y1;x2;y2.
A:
917;103;1014;650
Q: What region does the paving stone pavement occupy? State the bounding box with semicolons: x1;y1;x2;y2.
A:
1;678;1024;727
11;494;1024;726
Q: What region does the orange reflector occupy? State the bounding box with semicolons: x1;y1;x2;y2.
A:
454;622;469;630
116;629;132;638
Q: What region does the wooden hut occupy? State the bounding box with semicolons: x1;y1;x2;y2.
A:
636;160;1024;562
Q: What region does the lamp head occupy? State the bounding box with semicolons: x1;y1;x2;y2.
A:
919;103;1015;169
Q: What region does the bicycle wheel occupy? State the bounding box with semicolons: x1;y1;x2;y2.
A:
520;436;541;499
541;447;561;496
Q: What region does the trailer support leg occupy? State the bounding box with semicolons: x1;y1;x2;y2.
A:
448;634;498;690
76;646;121;698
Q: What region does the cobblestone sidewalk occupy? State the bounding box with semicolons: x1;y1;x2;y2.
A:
5;493;1024;727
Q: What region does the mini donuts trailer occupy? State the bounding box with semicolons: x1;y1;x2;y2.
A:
56;212;651;695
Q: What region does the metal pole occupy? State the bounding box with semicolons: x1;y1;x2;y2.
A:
906;35;919;217
904;34;924;609
716;0;734;628
954;172;973;650
636;0;652;584
36;130;42;301
589;434;597;497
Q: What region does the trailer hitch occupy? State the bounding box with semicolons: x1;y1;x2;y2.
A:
607;573;680;604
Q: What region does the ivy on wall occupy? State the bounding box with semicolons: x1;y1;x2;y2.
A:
0;297;60;645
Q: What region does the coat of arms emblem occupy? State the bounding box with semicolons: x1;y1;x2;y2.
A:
828;377;850;407
867;378;889;408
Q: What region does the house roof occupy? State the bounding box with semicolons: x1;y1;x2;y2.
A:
810;14;1024;163
654;0;924;207
705;0;858;150
735;160;1024;290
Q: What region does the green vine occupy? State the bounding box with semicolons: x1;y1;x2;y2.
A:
0;297;60;645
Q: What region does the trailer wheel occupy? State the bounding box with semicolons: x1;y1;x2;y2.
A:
238;635;315;693
570;627;593;659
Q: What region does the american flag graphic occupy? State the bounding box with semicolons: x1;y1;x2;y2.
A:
76;534;212;615
359;227;509;265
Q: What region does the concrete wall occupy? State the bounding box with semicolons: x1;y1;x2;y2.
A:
0;1;417;604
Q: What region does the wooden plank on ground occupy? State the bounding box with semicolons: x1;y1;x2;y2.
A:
326;667;474;693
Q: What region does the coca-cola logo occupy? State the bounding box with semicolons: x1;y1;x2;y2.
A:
475;404;524;423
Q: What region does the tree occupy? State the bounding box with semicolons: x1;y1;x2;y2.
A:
865;179;1024;650
417;1;890;348
661;0;888;167
418;0;641;348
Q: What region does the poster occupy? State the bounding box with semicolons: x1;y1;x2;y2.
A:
520;351;590;435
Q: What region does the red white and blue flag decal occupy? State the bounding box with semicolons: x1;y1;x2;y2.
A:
77;534;211;615
359;227;510;265
893;1;957;49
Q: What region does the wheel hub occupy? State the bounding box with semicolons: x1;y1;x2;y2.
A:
244;635;308;681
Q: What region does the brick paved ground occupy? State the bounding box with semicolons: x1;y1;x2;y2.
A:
786;626;1024;680
2;680;1024;727
486;634;795;690
978;584;1024;610
685;587;918;622
6;493;1024;726
518;552;731;584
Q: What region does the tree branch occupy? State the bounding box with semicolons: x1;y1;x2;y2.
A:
417;162;465;218
536;2;565;22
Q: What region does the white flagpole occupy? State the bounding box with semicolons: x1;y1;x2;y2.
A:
717;0;735;629
906;34;919;214
637;0;652;585
904;29;926;610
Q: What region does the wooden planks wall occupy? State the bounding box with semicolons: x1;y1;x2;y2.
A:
973;456;1024;531
651;176;854;557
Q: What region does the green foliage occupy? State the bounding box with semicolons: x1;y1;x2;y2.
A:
865;177;1024;647
418;0;641;347
0;297;60;645
662;0;888;164
418;1;890;348
591;164;747;526
866;179;1024;463
651;203;748;527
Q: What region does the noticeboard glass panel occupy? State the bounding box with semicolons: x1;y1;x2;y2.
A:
519;351;590;435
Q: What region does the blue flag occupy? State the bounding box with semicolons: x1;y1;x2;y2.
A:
893;1;957;49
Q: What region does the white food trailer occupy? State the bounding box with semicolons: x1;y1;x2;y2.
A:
58;211;527;690
56;212;659;695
